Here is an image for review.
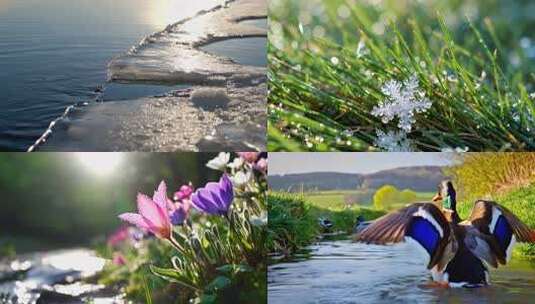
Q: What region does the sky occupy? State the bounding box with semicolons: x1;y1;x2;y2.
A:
268;153;456;175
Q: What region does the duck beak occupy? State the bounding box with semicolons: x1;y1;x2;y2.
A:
432;193;442;202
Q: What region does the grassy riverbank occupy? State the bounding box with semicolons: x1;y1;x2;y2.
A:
267;192;385;255
268;184;535;258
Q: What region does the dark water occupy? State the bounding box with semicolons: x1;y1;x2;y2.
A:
268;239;535;304
0;0;220;151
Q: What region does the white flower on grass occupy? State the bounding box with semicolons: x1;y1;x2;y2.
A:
206;152;230;171
231;171;252;188
227;156;244;170
375;130;413;152
372;75;432;132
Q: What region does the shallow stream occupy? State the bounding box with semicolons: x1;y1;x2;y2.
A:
268;239;535;304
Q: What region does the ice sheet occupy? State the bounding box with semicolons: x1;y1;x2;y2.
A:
107;0;267;85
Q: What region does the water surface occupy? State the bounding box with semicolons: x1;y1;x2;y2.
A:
0;0;220;151
268;239;535;304
201;36;267;67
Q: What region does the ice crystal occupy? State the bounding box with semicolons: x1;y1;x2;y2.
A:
372;75;432;132
374;130;413;152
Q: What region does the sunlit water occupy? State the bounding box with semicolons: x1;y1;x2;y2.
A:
0;0;221;151
268;239;535;304
0;249;114;303
200;19;267;67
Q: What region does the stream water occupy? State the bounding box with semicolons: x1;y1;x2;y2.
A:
268;239;535;304
0;248;119;303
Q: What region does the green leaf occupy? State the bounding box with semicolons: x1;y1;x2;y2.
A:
205;276;231;292
150;265;199;291
198;294;217;304
217;264;253;275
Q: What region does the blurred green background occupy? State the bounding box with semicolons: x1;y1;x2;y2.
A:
0;153;220;252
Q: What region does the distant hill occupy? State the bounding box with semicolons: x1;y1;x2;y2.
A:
268;166;446;192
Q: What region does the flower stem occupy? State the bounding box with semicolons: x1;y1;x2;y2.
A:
168;234;185;253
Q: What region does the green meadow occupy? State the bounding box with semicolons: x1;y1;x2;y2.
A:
268;0;535;151
269;154;535;258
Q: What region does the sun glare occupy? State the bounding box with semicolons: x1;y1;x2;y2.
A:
146;0;220;29
77;153;124;176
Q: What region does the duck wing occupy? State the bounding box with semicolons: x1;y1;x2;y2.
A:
467;200;535;264
355;203;455;270
462;226;500;268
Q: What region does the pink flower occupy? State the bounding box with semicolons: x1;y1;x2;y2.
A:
238;152;260;163
254;158;268;174
119;181;172;240
107;226;129;247
174;184;194;201
112;252;127;266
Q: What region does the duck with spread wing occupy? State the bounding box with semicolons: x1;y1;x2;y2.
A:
355;180;535;288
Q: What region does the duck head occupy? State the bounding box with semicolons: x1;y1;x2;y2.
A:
432;180;457;212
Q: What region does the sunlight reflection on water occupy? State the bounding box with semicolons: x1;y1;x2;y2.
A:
1;249;110;303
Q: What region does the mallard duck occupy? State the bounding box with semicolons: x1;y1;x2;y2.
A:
318;217;333;231
355;180;535;288
353;215;372;234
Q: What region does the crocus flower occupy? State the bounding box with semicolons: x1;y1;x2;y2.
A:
174;184;194;201
170;200;191;225
107;226;130;247
191;174;234;216
254;158;267;174
206;152;230;171
238;152;260;163
112;252;127;266
119;181;172;240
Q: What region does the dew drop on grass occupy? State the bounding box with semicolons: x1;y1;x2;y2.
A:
313;25;326;38
331;57;340;65
337;5;350;19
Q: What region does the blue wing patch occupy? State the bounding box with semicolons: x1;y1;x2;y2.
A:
406;217;440;257
494;215;512;253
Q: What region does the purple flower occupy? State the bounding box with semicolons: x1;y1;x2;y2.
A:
170;200;191;225
191;174;234;216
